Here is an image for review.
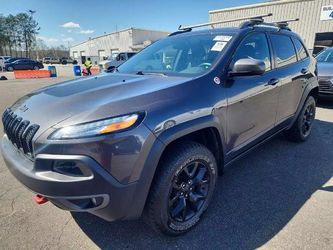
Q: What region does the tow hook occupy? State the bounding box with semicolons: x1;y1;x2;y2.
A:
34;194;48;205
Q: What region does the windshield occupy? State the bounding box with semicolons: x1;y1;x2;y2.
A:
110;53;118;60
316;48;333;63
117;33;232;76
5;58;17;63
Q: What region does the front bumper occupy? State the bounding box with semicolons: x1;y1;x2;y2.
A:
318;78;333;96
1;135;139;221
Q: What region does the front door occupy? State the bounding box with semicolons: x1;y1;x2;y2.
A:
225;32;280;153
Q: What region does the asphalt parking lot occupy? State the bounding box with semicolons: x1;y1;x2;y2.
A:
0;69;332;249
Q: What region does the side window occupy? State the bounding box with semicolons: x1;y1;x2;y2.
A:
232;33;271;71
270;34;297;67
119;53;126;61
127;53;136;59
292;38;308;60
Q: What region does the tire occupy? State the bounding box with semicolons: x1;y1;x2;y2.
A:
284;95;316;142
107;66;116;72
33;66;39;70
144;141;218;236
7;66;13;71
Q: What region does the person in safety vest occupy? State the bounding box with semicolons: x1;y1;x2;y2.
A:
84;58;93;75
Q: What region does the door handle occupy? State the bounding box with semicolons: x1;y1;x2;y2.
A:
301;68;309;74
266;78;280;86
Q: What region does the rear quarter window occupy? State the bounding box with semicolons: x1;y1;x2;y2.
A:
270;34;297;67
292;38;308;60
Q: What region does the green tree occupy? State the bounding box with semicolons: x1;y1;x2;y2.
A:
4;14;19;56
15;13;40;57
0;15;10;55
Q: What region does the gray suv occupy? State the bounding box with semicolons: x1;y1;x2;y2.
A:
1;17;319;235
315;47;333;97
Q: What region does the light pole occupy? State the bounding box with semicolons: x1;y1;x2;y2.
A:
27;10;36;58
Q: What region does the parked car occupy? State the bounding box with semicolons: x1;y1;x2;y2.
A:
60;57;77;65
315;47;333;97
42;57;59;64
0;55;11;64
1;17;318;236
5;59;44;71
4;57;28;64
98;52;136;72
0;56;11;70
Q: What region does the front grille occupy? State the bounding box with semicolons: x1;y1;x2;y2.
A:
318;79;333;94
2;108;39;158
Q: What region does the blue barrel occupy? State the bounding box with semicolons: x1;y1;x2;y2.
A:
73;65;81;76
48;65;57;77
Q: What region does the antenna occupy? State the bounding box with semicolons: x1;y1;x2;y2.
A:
178;13;273;31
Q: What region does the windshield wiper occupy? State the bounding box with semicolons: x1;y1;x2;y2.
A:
136;71;167;77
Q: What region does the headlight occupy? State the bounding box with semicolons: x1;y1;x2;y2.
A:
49;113;141;140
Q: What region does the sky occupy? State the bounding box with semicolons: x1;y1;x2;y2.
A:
0;0;265;47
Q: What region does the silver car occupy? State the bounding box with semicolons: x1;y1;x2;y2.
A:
316;47;333;97
98;52;136;72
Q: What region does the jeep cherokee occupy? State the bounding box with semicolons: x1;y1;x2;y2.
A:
1;17;319;235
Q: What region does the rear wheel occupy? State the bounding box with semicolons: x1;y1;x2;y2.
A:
107;66;116;72
285;95;316;142
144;141;218;235
7;66;13;71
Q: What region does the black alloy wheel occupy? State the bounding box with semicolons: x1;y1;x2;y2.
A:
144;141;218;235
168;160;210;222
285;95;316;142
301;100;315;138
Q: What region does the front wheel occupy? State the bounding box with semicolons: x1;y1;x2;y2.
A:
284;95;316;142
144;141;218;235
7;66;14;71
33;66;39;70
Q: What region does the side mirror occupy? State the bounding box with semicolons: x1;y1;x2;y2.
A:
229;58;266;77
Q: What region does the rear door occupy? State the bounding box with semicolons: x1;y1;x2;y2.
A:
24;60;34;69
291;37;312;105
268;33;304;124
226;32;280;152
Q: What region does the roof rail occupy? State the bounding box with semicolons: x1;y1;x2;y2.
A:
240;17;300;30
177;13;273;31
273;18;299;30
169;28;192;36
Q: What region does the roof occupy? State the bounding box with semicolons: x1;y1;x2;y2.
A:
169;23;298;38
209;0;305;14
175;27;242;35
71;27;170;48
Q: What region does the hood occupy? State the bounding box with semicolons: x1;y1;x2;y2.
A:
98;59;121;68
9;73;190;133
317;62;333;78
98;59;112;65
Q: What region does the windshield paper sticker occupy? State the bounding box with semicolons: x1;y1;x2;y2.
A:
213;35;232;42
211;41;227;52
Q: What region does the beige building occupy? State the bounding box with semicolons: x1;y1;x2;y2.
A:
70;27;169;64
209;0;333;54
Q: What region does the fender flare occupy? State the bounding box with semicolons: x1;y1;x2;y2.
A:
288;79;319;129
125;114;226;219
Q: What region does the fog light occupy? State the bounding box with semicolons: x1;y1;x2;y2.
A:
53;160;84;176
